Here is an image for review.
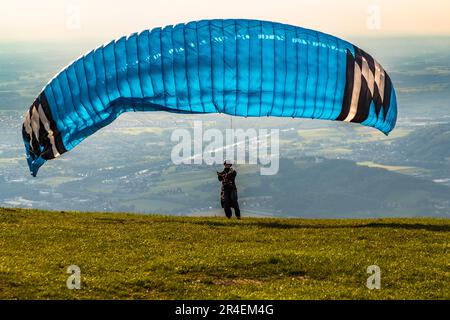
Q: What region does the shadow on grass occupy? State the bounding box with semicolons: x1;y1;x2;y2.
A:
191;220;450;232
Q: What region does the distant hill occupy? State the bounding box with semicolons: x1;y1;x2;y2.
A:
394;124;450;163
244;158;450;217
0;208;448;300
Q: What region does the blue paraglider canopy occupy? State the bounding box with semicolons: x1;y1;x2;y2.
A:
22;19;397;176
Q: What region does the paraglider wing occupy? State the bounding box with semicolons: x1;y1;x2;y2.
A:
22;19;397;176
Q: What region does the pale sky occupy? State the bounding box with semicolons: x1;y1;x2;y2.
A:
1;0;449;42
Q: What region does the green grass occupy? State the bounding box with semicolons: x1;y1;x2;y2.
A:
0;207;449;300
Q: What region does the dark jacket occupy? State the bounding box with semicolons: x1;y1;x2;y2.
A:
217;168;237;190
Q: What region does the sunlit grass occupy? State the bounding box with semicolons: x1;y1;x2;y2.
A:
356;161;421;174
0;207;448;300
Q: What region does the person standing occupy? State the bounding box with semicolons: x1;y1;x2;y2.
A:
217;160;241;219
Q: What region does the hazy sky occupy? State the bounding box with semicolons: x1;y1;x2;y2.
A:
1;0;450;42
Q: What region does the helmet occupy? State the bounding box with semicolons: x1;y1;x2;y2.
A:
223;160;233;166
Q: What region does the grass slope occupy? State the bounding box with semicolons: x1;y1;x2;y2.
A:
0;208;449;300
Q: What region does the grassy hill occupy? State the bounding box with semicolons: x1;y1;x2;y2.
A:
0;207;449;300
